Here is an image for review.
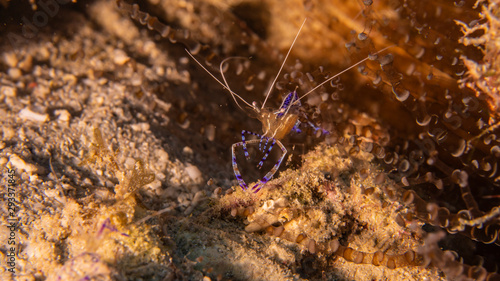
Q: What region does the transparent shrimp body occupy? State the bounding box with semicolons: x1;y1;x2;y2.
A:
233;92;302;192
261;92;301;140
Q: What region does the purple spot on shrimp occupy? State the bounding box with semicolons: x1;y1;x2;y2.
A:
277;92;300;117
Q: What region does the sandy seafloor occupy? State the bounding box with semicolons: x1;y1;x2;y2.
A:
0;0;463;280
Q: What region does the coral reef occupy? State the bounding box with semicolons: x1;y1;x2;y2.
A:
0;0;499;280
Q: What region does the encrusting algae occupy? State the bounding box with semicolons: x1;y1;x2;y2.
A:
165;142;444;280
46;128;164;280
218;143;425;269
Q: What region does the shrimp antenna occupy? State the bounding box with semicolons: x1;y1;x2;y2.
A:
261;18;307;110
185;49;254;110
293;45;395;105
219;56;250;109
